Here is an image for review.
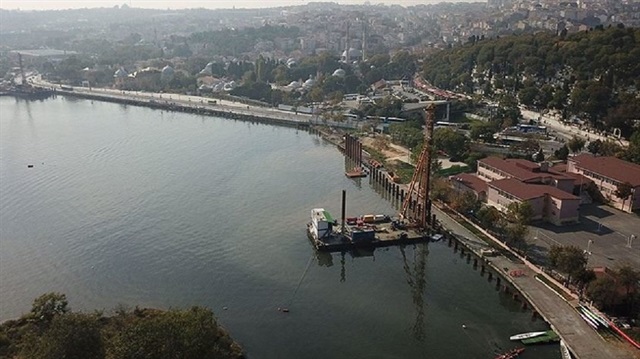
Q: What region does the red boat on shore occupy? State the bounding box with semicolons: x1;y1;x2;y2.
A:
494;347;525;359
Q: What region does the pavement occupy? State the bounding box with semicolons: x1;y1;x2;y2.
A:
530;204;640;270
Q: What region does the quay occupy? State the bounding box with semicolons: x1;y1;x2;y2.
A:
28;80;327;129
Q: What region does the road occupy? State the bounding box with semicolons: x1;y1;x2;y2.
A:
30;76;319;125
520;108;629;147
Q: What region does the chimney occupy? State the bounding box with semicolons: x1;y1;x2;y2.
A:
341;190;347;234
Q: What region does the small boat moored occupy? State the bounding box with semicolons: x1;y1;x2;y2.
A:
509;331;547;341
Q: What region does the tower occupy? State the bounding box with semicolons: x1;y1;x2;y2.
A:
361;17;367;62
400;104;436;229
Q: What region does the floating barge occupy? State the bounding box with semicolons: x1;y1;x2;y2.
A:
306;191;438;252
345;166;367;178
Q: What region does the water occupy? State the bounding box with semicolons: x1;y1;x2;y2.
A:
0;96;559;359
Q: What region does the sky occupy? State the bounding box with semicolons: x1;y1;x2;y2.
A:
0;0;466;11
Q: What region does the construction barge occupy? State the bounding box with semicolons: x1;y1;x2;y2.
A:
306;190;440;252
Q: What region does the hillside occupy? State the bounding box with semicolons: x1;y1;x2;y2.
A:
422;26;640;138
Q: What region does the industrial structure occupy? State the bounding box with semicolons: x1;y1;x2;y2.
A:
400;104;436;229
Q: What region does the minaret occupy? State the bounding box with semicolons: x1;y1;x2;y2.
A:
345;21;350;63
362;19;367;62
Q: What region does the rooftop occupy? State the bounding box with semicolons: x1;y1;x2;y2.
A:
479;157;573;183
489;178;580;201
569;154;640;187
450;173;488;194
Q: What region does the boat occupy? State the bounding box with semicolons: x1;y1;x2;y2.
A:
494;347;525;359
560;340;572;359
308;208;337;241
579;305;609;328
578;311;600;330
345;166;367;178
509;331;547;341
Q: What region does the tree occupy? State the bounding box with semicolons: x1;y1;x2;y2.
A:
475;206;501;230
587;139;602;155
432;128;469;161
615;182;633;212
505;223;529;251
108;307;241;359
587;277;622;310
506;201;534;225
469;122;497;143
617;265;640;298
30;292;69;323
567;136;586;154
23;313;105;359
625;130;640;164
518;86;539;108
549;245;588;282
451;191;481;215
554;145;569;161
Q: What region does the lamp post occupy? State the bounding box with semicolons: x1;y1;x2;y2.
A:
586;239;593;254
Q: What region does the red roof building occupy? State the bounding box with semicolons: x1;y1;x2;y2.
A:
567;154;640;213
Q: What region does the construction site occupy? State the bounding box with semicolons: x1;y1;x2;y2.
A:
307;104;441;252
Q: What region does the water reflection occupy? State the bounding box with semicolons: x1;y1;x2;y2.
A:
400;243;429;341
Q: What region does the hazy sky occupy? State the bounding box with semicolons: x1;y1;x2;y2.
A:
0;0;466;11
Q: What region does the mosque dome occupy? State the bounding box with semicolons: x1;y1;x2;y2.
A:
332;69;346;78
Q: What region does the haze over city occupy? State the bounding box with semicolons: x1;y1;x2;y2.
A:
0;0;466;10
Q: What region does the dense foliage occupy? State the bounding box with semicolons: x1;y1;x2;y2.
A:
0;293;243;359
422;26;640;136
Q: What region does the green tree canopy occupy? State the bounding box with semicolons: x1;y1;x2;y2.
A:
549;245;588;282
432;127;469;161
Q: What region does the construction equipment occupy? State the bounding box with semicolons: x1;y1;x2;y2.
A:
400;104;436;229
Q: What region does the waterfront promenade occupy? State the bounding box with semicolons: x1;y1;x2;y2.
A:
31;79;364;129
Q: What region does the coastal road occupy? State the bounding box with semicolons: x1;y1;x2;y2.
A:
520;108;629;147
30;76;317;125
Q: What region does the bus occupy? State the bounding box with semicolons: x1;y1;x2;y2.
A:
517;124;547;134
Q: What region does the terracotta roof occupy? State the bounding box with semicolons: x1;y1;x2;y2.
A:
479;157;574;183
479;157;542;181
570;154;640;187
451;173;488;194
489;178;580;201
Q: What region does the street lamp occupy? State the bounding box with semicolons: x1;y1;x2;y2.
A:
586;239;593;255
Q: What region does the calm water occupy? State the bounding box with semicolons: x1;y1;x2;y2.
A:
0;96;559;359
